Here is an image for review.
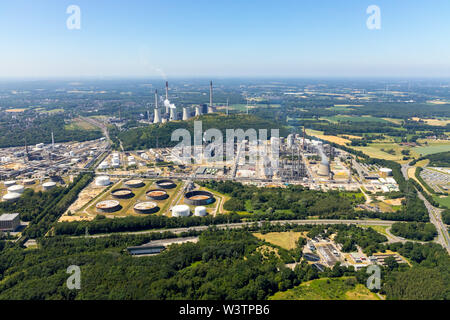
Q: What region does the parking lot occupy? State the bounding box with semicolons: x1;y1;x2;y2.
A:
421;168;450;193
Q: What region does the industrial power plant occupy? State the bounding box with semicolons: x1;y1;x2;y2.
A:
151;81;218;125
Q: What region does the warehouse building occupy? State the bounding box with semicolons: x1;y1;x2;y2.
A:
0;213;20;232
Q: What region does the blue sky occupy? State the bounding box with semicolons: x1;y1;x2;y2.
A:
1;0;449;78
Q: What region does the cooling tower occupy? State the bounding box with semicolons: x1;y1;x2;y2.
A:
170;107;178;121
195;105;202;117
153;108;161;123
317;145;330;176
318;162;330;177
182;107;190;121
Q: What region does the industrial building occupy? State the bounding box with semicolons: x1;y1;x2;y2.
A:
0;213;20;232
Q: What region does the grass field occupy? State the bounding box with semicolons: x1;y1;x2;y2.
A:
322;115;391;124
413;143;450;157
65;118;99;131
269;277;380;300
382;118;403;125
253;232;304;250
434;195;450;209
352;143;408;161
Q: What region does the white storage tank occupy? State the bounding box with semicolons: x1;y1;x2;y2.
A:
95;176;111;186
4;180;16;187
23;179;35;185
172;205;190;217
98;161;109;170
42;181;57;190
7;185;24;194
2;192;21;201
194;206;207;217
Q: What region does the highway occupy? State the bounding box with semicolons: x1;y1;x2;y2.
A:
76;218;399;239
402;163;450;253
418;191;450;253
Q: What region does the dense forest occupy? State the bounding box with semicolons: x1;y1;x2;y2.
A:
390;222;437;241
202;180;429;222
203;180;364;219
110;114;288;150
1;224;448;300
0;113;102;148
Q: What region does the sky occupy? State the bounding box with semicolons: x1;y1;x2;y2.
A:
0;0;450;79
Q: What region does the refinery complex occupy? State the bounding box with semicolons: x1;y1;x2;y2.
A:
0;81;400;226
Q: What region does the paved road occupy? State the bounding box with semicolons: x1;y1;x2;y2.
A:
418;191;450;253
77;219;399;239
402;163;449;253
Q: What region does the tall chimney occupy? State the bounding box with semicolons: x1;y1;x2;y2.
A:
165;81;169;101
208;81;214;113
155;89;158;109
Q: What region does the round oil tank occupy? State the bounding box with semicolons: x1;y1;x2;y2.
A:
146;189;169;200
111;188;134;199
96;200;121;213
124;179;145;188
95;176;111;186
4;180;16;187
172;205;190;217
155;179;176;189
23;179;35;185
7;185;24;194
2;192;21;201
42;181;57;190
184;190;215;206
194;206;207;217
134;201;160;214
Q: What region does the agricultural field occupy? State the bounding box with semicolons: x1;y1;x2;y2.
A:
321;115;391;124
326;104;364;111
382;118;403;125
352;143;413;161
253;231;305;250
5;108;27;113
305;129;351;146
269;277;380;300
65;118;99;131
411;117;450;126
413;142;450;157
